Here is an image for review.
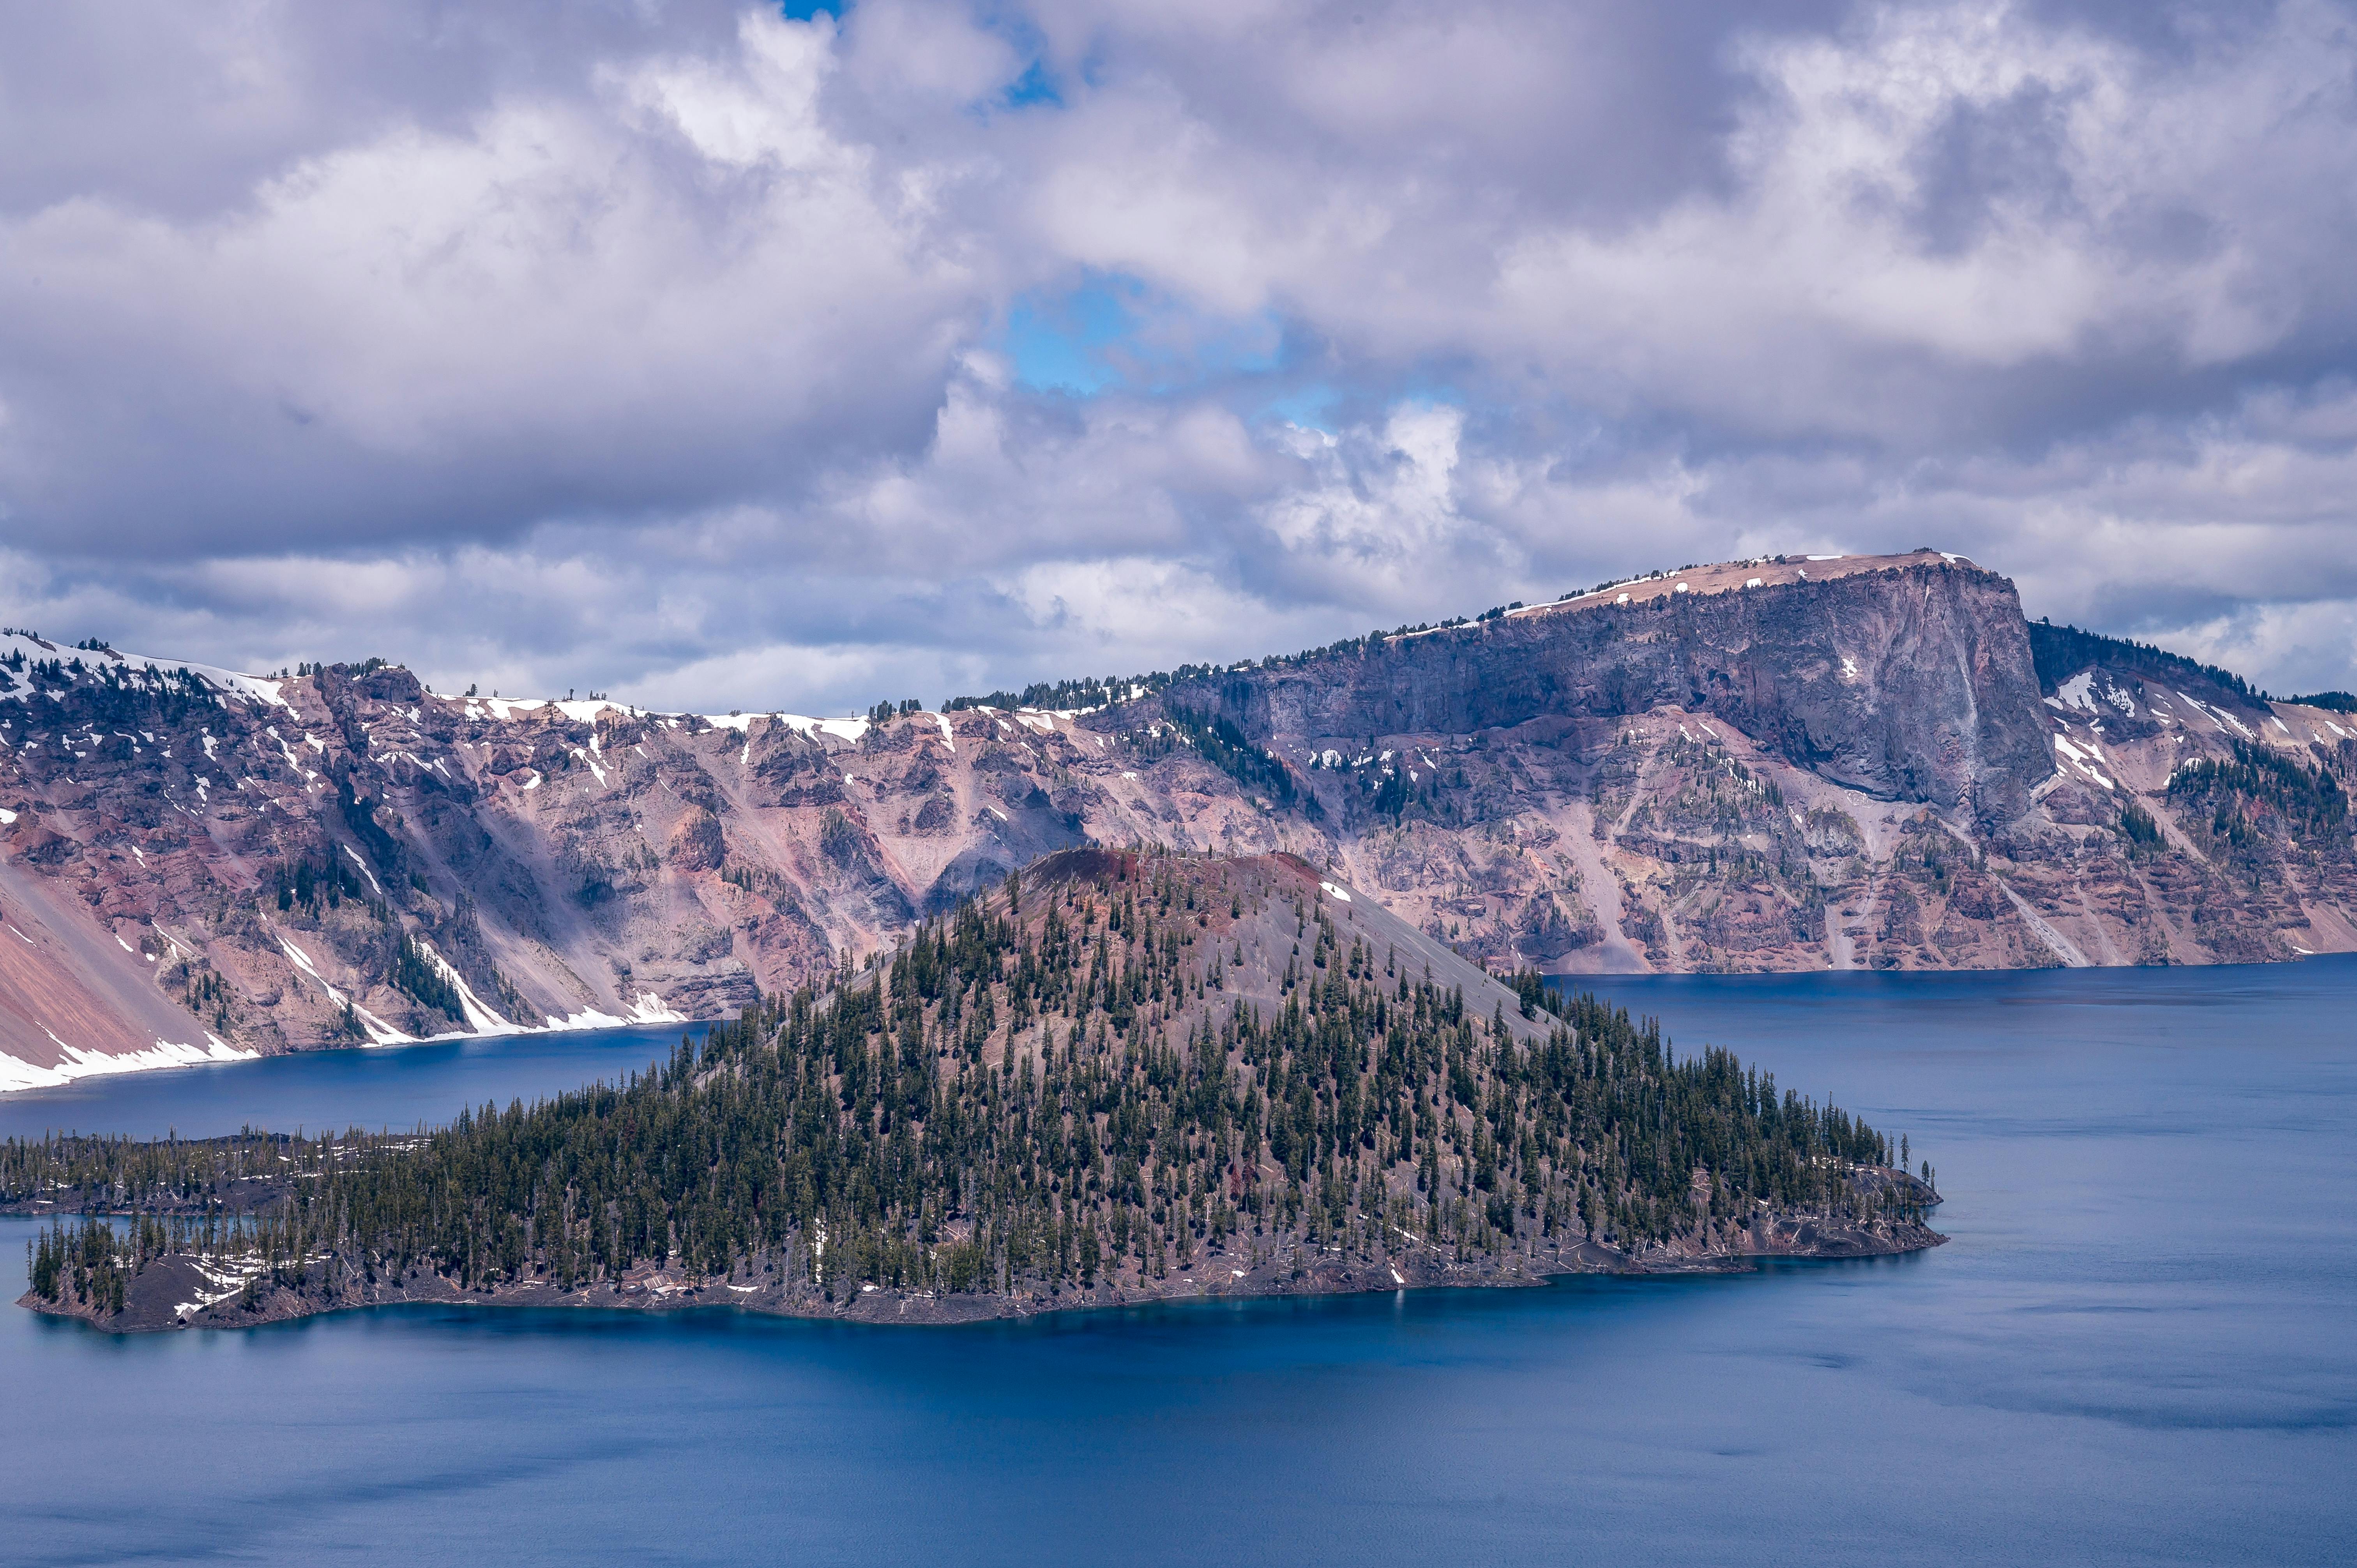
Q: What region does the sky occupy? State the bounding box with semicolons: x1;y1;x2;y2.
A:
4;0;2356;713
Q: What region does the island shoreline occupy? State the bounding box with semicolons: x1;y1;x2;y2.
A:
18;1212;1945;1335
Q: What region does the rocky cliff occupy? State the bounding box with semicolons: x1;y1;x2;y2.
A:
1170;552;2051;826
3;547;2352;1083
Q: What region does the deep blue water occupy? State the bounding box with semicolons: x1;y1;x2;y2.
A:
0;1022;693;1143
5;961;2352;1566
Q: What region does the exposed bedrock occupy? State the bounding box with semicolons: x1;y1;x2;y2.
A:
1161;560;2050;827
2;550;2352;1077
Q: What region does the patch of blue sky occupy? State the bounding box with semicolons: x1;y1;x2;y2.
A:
1003;58;1062;108
776;2;837;21
1003;285;1129;396
966;5;1064;113
1002;274;1283;398
1260;384;1343;432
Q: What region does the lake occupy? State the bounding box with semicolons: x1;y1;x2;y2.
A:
5;961;2351;1566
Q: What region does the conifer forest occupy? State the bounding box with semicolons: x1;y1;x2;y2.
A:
10;850;1939;1327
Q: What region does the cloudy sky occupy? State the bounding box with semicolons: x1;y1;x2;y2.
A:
4;0;2355;712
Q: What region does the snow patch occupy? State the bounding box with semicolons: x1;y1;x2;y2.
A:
341;843;383;897
410;937;521;1036
542;991;688;1030
277;935;412;1044
1319;881;1353;903
2053;735;2116;790
466;696;622;724
173;1255;265;1317
2176;692;2256;739
0;637;291;710
0;1031;259;1094
763;713;871;743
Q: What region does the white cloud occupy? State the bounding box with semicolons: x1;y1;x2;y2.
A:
1490;1;2357;435
0;9;976;551
2;0;2355;706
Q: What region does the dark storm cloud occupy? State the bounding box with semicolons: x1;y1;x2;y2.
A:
3;0;2355;710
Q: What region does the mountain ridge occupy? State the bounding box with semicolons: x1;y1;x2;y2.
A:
3;547;2353;1085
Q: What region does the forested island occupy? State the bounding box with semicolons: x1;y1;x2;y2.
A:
11;849;1940;1333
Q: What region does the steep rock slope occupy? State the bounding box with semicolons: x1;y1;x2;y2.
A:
1164;552;2050;825
1;548;2352;1081
1118;553;2353;976
0;634;1318;1080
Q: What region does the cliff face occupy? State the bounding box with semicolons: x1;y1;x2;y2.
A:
2;549;2353;1082
1166;556;2051;826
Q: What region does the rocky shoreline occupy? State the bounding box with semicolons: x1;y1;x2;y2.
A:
19;1204;1944;1335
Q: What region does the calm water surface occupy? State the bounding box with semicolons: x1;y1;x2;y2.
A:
0;1021;692;1142
5;962;2352;1566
